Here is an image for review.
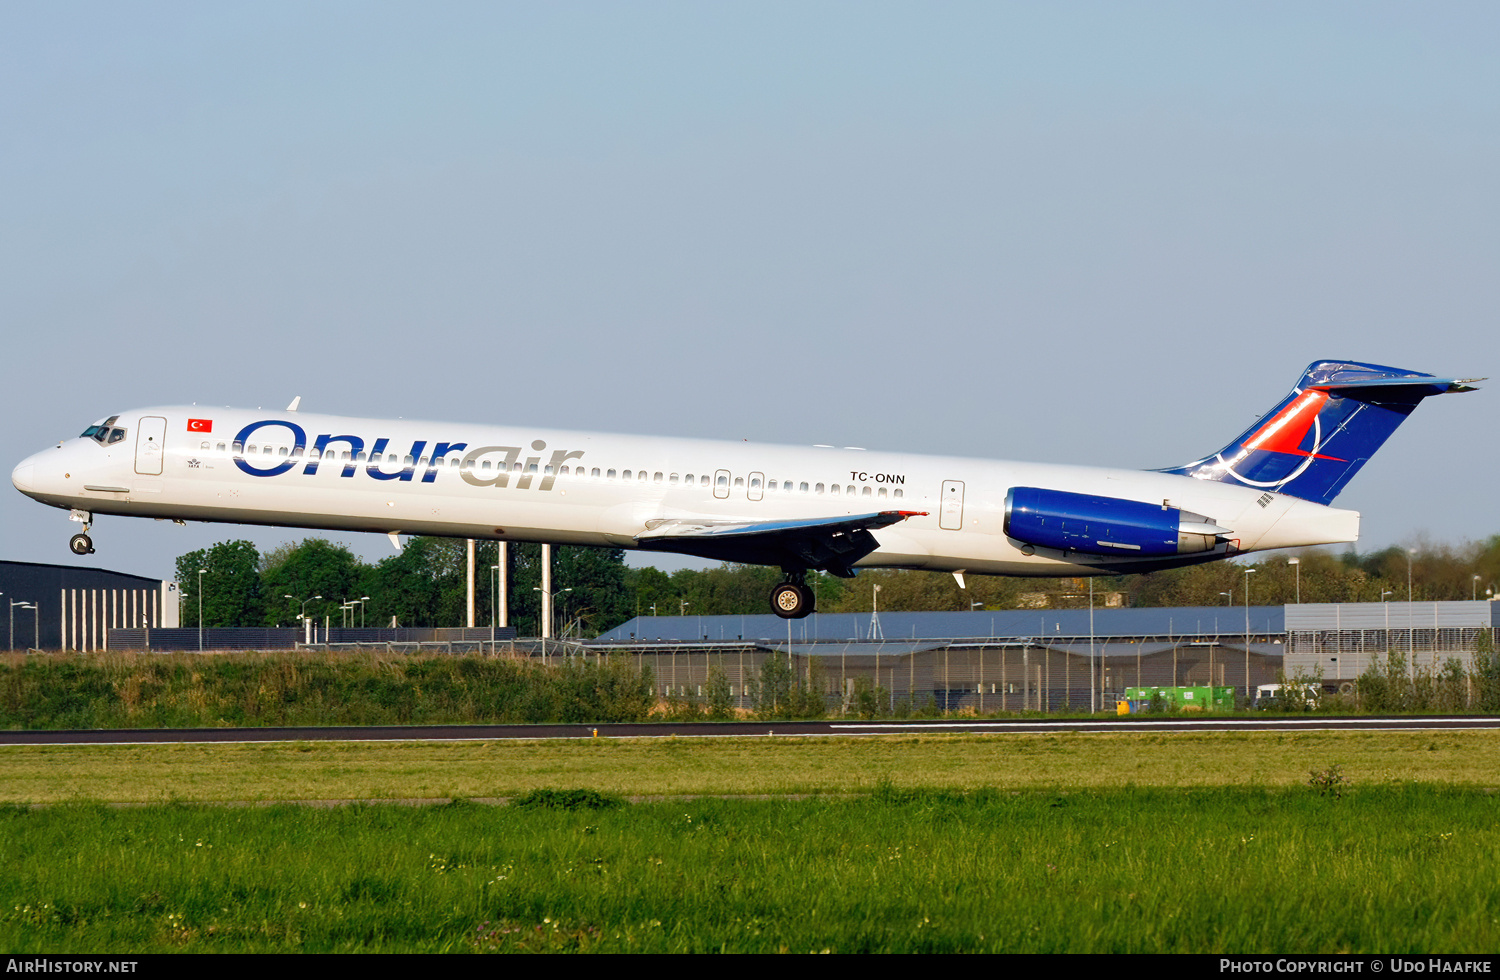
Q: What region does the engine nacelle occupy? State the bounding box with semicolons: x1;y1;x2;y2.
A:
1004;487;1227;558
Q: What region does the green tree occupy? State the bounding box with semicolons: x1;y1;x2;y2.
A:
176;540;264;627
259;538;369;627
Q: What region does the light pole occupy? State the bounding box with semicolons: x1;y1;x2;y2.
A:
358;596;371;628
1243;568;1256;701
533;587;572;660
197;568;207;652
287;595;323;644
490;564;500;644
16;604;37;651
1288;558;1300;604
1382;590;1393;656
1407;548;1416;668
1474;575;1481;601
1220;591;1232;606
9;598;31;651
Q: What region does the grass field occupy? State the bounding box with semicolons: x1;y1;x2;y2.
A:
3;731;1497;953
1;729;1496;803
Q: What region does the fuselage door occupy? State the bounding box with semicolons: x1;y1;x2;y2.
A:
939;480;965;530
748;471;764;501
713;469;731;499
135;416;167;476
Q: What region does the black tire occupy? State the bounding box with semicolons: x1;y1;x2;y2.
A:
69;533;94;556
770;582;814;620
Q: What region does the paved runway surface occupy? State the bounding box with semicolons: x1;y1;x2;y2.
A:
2;715;1497;745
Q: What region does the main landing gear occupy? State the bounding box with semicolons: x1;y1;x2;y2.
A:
770;572;815;620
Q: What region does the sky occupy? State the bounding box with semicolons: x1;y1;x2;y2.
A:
2;1;1496;582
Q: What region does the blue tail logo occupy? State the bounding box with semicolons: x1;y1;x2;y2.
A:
1161;360;1480;505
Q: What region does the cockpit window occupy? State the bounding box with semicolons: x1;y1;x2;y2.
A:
80;415;127;446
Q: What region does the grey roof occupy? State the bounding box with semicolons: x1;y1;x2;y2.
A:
594;605;1287;644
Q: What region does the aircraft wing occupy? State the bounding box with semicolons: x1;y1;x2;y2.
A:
634;510;927;575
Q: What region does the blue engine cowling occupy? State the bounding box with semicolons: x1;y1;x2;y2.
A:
1004;487;1223;558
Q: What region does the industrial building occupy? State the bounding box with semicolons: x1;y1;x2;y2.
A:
0;559;177;651
591;603;1499;711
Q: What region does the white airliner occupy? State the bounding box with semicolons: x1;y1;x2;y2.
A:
10;361;1480;619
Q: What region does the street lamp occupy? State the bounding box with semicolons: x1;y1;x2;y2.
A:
1474;575;1481;601
9;603;38;651
1288;558;1300;604
533;587;572;660
197;568;208;652
1220;591;1232;606
490;564;501;644
285;594;323;644
9;598;32;651
1244;568;1256;700
1382;590;1393;653
1407;548;1416;664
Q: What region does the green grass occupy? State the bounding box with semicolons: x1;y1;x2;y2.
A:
3;730;1497;804
2;787;1497;952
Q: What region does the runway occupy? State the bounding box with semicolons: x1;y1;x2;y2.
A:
1;714;1497;745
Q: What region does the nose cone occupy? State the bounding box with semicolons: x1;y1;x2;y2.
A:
11;458;36;494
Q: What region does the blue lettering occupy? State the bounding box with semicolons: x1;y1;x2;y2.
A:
233;420;306;477
367;438;427;482
423;442;469;483
305;434;365;477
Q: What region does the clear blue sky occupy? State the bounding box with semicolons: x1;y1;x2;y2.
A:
3;2;1495;579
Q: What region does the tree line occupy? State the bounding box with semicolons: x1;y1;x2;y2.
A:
178;534;1500;634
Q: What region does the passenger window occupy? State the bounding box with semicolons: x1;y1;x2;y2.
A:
591;468;601;478
217;443;227;453
544;465;554;475
878;487;887;498
831;485;840;496
815;483;825;494
734;477;744;488
622;470;631;481
639;471;648;482
200;441;210;450
654;472;663;483
278;447;288;457
233;441;243;453
670;473;679;484
716;475;727;487
608;469;617;480
894;489;903;498
862;486;872;497
800;482;809;493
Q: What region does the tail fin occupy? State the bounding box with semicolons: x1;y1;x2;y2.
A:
1160;360;1481;505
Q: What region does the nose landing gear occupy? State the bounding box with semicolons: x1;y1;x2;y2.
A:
68;509;95;555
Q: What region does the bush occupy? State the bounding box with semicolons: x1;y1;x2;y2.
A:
511;789;625;811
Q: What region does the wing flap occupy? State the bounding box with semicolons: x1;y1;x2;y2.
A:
636;510;927;574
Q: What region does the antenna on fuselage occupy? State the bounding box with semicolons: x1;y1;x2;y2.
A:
286;396;301;412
